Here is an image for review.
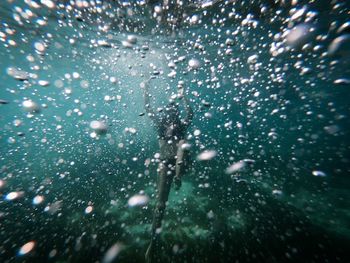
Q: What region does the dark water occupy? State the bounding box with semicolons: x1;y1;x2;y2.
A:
0;1;349;262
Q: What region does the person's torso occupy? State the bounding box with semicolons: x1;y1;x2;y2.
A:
158;139;180;160
157;122;186;140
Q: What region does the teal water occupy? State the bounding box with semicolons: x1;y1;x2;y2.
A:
0;1;349;262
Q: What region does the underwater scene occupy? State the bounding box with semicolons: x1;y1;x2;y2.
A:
0;0;349;262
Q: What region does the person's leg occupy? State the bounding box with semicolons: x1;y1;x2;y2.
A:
174;140;187;190
146;160;174;262
153;161;174;231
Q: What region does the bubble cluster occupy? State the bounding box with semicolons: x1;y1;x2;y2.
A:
0;1;348;262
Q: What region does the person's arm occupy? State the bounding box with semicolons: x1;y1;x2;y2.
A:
141;78;159;124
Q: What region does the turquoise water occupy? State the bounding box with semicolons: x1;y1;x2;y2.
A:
0;1;349;262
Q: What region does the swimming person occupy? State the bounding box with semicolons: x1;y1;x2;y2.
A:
142;77;193;262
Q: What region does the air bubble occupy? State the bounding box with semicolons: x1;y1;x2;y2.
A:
127;194;149;207
312;170;327;177
18;241;36;256
197;150;217;161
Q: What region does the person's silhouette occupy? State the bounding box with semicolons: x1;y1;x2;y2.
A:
141;77;193;262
